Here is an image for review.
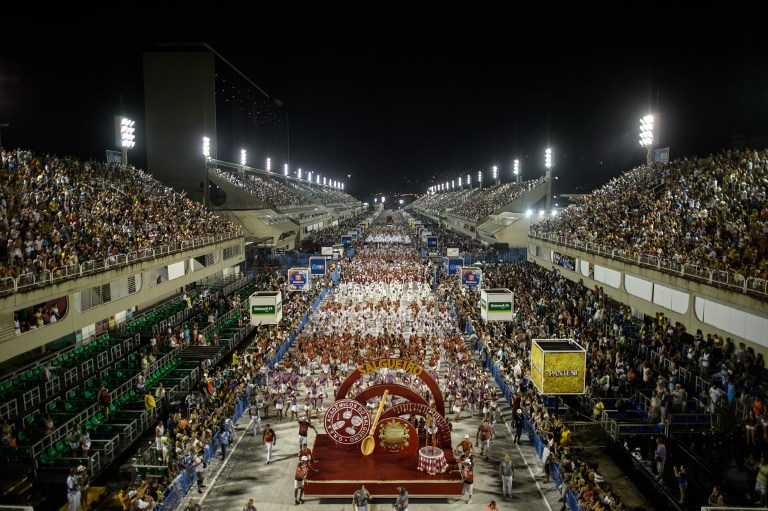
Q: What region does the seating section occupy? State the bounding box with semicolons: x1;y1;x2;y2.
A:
531;148;768;285
0;272;256;505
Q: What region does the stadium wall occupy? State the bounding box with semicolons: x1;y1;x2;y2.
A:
0;238;244;363
528;238;768;357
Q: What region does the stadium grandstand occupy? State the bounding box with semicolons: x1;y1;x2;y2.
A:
0;45;763;511
0;142;766;511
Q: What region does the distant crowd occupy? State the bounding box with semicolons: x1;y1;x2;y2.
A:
531;148;768;282
0;149;239;286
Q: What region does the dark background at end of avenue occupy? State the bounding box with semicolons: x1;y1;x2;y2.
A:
1;4;768;200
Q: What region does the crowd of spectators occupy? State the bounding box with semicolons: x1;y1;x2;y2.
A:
411;220;489;254
210;168;310;209
440;258;768;508
530;148;768;282
301;213;367;248
0;149;239;288
407;189;474;214
288;181;359;206
449;179;545;221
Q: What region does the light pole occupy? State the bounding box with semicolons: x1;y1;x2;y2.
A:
492;165;498;186
640;114;655;164
477;170;482;190
115;116;136;166
202;136;211;207
467;173;471;190
513;159;520;183
545;148;553;210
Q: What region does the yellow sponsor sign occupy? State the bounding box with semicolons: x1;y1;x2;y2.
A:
530;343;544;392
530;339;586;395
543;352;585;394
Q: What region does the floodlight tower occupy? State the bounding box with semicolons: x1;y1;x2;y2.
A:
513;159;520;183
116;116;136;166
492;165;499;186
640;114;655;164
545;148;553;210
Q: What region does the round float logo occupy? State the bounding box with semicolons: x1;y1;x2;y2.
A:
323;399;371;445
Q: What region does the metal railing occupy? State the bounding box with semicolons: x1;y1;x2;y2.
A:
529;231;768;298
3;232;242;296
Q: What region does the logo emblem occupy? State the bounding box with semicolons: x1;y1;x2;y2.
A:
323;399;371;445
378;418;410;451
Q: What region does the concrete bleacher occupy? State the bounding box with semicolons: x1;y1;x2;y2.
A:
0;268;260;509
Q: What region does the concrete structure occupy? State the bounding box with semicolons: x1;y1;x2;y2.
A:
528;234;768;358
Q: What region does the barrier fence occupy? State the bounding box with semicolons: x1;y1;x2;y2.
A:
529;232;768;298
159;388;250;511
4;232;242;296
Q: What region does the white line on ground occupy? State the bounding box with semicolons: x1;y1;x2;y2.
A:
198;424;249;506
516;441;554;511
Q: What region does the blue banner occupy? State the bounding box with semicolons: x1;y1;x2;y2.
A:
445;257;464;275
288;268;309;291
341;236;353;247
309;257;327;276
461;267;481;289
427;236;438;248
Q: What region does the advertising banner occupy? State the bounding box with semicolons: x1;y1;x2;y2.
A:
288;268;310;291
321;246;333;256
309;256;327;276
480;288;514;322
426;236;438;249
445;257;463;275
530;339;586;395
249;291;282;325
341;236;353;247
460;267;482;289
446;247;459;257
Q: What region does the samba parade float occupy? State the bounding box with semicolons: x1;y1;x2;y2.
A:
304;358;464;497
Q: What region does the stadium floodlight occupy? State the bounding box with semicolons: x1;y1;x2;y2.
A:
525;209;533;217
451;180;455;189
477;171;482;188
458;176;463;187
513;159;519;175
323;176;327;186
316;174;320;184
545;148;552;169
120;117;136;149
467;173;471;189
375;197;378;203
116;116;136;165
399;199;404;205
639;115;654;147
341;183;344;190
240;149;247;166
640;114;655;164
297;168;302;179
202;137;210;158
492;165;498;179
308;170;313;182
266;157;271;172
445;181;449;190
381;196;386;203
284;163;289;176
539;209;545;216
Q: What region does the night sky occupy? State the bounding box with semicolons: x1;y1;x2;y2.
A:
2;5;768;201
